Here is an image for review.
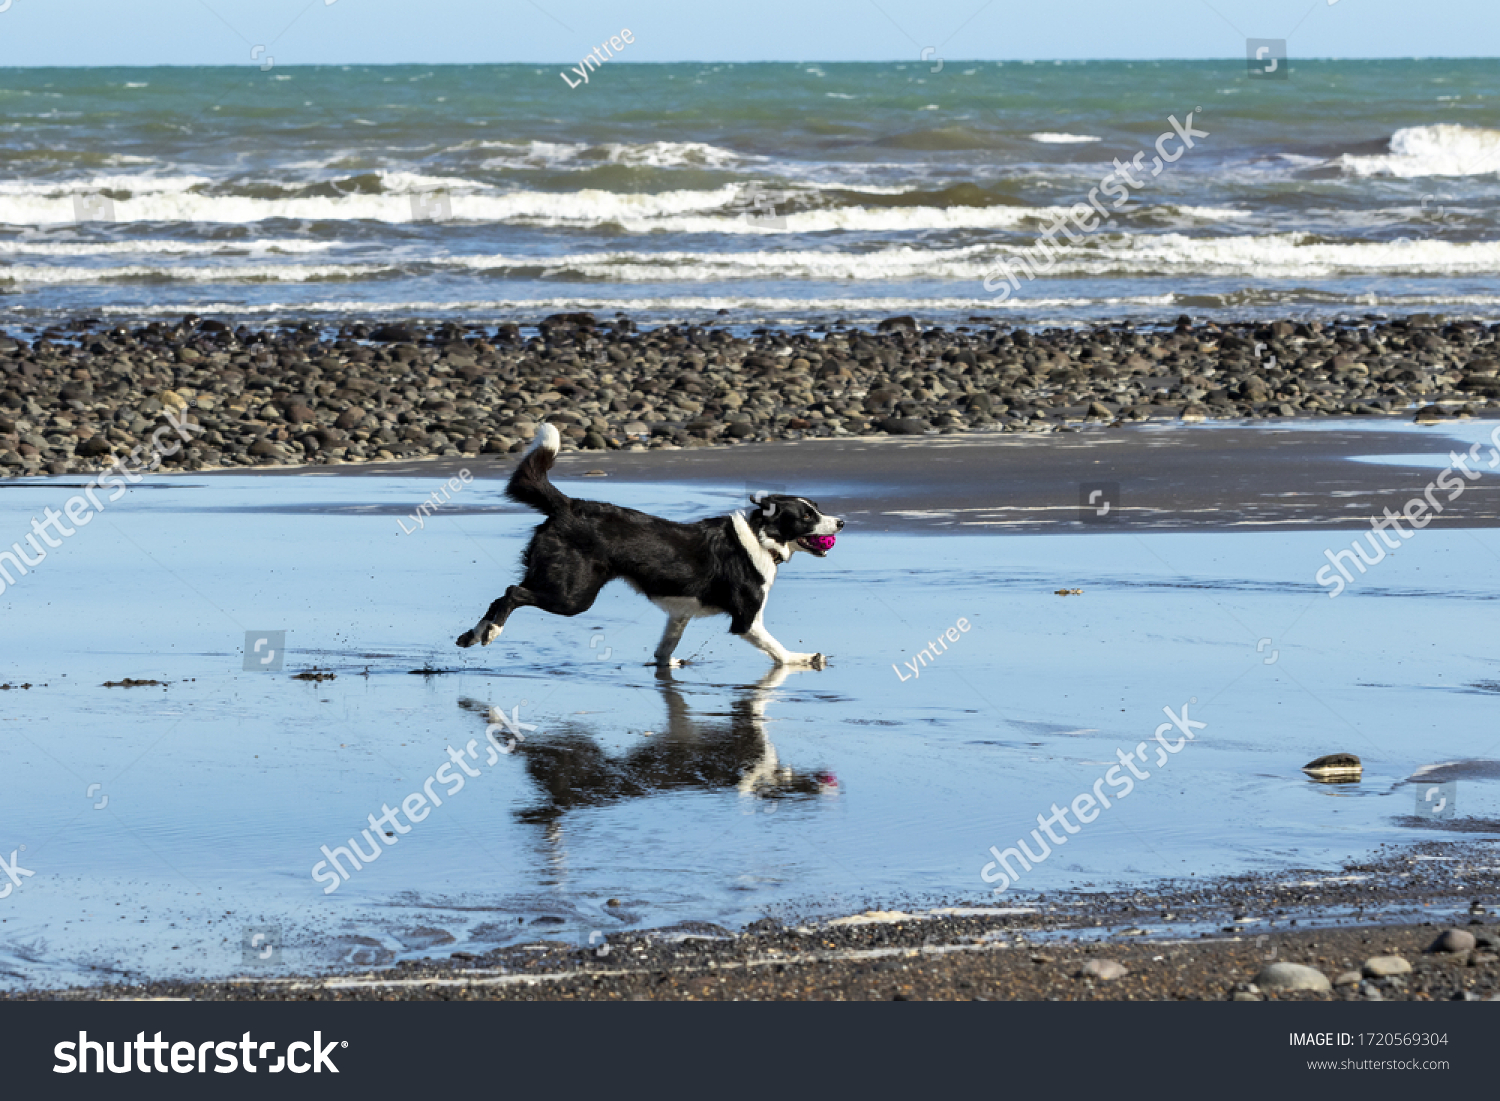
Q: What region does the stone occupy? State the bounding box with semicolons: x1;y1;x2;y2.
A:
1427;929;1476;954
879;416;930;435
1078;959;1127;981
1254;962;1331;993
1362;956;1411;978
1301;753;1361;781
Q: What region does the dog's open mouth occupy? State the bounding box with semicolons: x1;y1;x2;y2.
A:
797;534;837;557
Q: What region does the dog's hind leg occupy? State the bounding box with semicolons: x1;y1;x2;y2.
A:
652;613;692;668
457;585;538;648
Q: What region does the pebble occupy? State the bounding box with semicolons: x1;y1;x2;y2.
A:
1427;929;1477;954
1301;753;1362;781
5;313;1499;477
1078;959;1128;980
1254;961;1332;993
1334;970;1362;986
1362;955;1411;977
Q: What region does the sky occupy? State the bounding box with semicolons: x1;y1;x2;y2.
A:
0;0;1494;67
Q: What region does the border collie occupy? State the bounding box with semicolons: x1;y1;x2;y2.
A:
455;424;843;668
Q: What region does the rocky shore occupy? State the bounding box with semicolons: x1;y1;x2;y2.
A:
3;312;1500;477
7;842;1495;1002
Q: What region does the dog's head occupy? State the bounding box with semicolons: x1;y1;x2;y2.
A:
748;494;844;558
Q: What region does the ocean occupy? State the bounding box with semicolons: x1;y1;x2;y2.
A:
1;59;1497;330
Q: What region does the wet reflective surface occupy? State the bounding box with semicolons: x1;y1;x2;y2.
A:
1;424;1499;989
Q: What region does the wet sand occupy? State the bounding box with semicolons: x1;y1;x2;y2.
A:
3;419;1499;998
223;419;1500;533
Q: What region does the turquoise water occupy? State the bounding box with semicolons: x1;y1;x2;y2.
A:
0;59;1497;327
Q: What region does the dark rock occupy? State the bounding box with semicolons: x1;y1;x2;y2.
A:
370;324;417;342
880;416;930;435
247;439;288;459
1427;929;1477;954
1302;753;1361;781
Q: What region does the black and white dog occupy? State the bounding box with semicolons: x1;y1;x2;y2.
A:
455;424;843;668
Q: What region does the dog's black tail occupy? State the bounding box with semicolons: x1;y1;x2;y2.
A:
505;423;568;515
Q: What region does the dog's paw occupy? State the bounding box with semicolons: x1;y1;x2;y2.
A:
780;652;826;669
457;622;501;648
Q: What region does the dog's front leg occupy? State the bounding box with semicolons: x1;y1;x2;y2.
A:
653;614;692;667
741;615;825;669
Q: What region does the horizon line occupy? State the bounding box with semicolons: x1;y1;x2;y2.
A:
1;55;1497;69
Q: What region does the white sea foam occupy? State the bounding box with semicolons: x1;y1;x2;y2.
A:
471;138;750;171
0;184;745;226
0;238;335;256
1028;132;1102;144
0;174;213;196
1338;124;1500;178
91;293;1180;317
17;234;1494;286
0;262;391;284
1091;232;1500;276
599;141;749;168
445;235;1500;281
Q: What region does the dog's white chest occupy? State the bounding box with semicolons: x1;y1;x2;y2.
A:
731;512;782;585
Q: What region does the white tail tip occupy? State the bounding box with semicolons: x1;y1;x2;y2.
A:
531;423;561;454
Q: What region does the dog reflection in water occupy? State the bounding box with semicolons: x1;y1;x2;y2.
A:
459;666;836;824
